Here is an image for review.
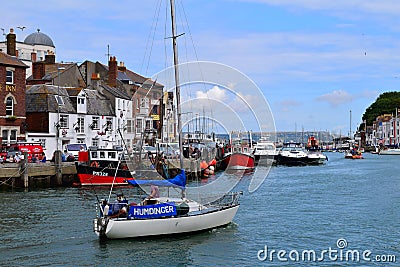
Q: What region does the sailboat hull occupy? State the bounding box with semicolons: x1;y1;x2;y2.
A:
95;205;239;239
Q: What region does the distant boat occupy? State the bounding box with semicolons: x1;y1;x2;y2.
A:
220;131;255;170
379;148;400;155
344;148;364;159
276;142;309;166
305;135;328;165
253;137;277;165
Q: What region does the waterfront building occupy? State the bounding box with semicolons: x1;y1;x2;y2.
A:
0;28;56;78
366;112;400;147
0;34;28;147
79;57;163;146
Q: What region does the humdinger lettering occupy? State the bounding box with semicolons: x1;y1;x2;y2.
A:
128;203;177;219
133;205;175;216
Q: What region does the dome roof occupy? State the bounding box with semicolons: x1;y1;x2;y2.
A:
24;29;55;47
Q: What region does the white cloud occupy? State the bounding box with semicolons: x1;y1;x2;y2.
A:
195;86;227;102
316;90;354;107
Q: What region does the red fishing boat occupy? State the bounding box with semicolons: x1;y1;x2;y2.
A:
75;146;135;186
220;131;255;170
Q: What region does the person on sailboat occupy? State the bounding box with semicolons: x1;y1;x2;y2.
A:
149;185;160;199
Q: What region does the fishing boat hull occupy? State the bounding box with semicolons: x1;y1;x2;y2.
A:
75;163;134;186
94;205;239;239
222;153;255;170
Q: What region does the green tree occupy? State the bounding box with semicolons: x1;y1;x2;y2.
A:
362;91;400;127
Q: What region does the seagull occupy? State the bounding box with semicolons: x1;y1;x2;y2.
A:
17;26;26;31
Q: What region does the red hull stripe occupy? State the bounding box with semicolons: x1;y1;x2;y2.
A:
224;153;255;169
77;173;134;186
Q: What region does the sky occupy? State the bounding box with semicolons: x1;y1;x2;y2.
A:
2;0;400;135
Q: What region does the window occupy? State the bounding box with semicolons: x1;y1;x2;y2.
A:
77;138;85;144
78;98;85;104
92;117;99;130
92;139;98;147
126;119;134;133
6;96;13;116
136;118;143;134
6;69;14;84
141;98;149;108
55;95;64;105
151;105;158;114
2;130;8;143
145;120;151;130
153;92;159;100
77;117;84;133
106;118;113;131
10;130;17;142
60;115;68;128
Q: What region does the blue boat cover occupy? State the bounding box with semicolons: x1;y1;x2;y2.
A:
127;169;186;188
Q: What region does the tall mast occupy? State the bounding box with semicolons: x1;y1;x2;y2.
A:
170;0;184;169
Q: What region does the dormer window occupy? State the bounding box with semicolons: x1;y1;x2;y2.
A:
6;68;14;84
78;97;85;105
55;95;64;105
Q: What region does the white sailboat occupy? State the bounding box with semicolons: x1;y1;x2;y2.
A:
93;0;240;239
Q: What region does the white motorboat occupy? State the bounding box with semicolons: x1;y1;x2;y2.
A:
276;142;309;166
253;137;277;165
306;150;328;165
379;148;400;155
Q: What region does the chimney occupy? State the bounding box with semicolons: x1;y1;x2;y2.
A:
31;52;37;62
45;51;55;64
108;56;117;87
91;73;100;89
6;28;16;56
118;61;126;72
32;62;45;80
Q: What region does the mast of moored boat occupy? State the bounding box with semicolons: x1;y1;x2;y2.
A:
169;0;185;197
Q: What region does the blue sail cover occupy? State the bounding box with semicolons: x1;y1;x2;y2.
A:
127;169;186;188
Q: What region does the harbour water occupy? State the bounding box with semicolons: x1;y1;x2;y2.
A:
1;152;399;266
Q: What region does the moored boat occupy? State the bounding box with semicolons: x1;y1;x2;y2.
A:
220;131;255;170
379;148;400;155
253;137;277;165
276;142;309;166
75;146;135;186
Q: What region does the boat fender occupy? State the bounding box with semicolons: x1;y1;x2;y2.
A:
98;217;109;237
103;204;109;216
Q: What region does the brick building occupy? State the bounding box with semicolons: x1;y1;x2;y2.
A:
0;30;28;146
